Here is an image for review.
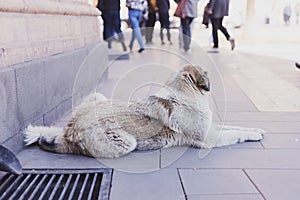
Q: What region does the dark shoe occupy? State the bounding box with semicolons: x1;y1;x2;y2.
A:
121;41;127;52
138;48;145;53
108;41;112;49
161;41;165;45
296;62;300;69
229;38;235;50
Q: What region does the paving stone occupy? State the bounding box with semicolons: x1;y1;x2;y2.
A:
224;111;300;122
160;147;190;169
245;169;300;200
226;121;300;133
110;169;185;200
216;101;258;112
163;148;300;169
187;194;264;200
99;150;160;173
17;146;106;169
261;133;300;148
179;169;258;195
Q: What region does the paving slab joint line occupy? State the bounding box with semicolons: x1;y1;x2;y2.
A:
259;141;266;149
176;168;188;200
230;77;259;112
242;169;267;200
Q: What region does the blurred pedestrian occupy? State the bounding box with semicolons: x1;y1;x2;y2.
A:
145;0;158;44
157;0;172;45
202;3;210;28
283;5;292;25
127;0;148;53
174;0;199;52
97;0;127;51
207;0;235;50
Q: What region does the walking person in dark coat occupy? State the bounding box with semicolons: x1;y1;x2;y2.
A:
157;0;172;45
207;0;235;50
97;0;127;51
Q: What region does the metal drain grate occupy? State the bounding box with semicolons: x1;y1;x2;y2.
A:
0;169;112;200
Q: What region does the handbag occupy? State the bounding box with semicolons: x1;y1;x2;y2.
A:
174;0;187;18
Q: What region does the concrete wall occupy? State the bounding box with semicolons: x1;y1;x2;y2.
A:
0;0;108;153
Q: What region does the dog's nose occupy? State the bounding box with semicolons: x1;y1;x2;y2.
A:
202;82;210;91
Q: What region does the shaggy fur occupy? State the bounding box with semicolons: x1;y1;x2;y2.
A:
24;65;264;158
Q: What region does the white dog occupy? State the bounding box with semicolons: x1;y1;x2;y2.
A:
24;65;264;158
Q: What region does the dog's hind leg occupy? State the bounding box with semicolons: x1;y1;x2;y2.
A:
80;128;138;158
135;137;168;151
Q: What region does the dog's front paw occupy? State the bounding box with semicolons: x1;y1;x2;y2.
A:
246;132;264;142
254;128;266;135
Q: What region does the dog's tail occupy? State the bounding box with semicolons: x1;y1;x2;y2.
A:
24;125;75;154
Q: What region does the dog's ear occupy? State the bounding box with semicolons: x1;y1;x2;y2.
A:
183;65;200;83
183;65;210;92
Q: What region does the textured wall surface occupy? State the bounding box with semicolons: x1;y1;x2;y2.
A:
0;0;101;68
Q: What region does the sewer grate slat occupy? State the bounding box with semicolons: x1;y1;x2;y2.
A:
78;173;90;200
19;174;40;199
48;174;64;200
68;173;81;200
58;174;73;200
87;173;98;200
28;174;48;199
38;174;56;200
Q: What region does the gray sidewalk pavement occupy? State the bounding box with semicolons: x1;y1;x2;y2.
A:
17;25;300;200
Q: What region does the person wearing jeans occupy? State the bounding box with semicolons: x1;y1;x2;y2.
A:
97;0;127;51
207;0;235;50
126;0;148;53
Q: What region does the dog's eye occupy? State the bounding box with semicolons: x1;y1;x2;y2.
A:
197;77;204;84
